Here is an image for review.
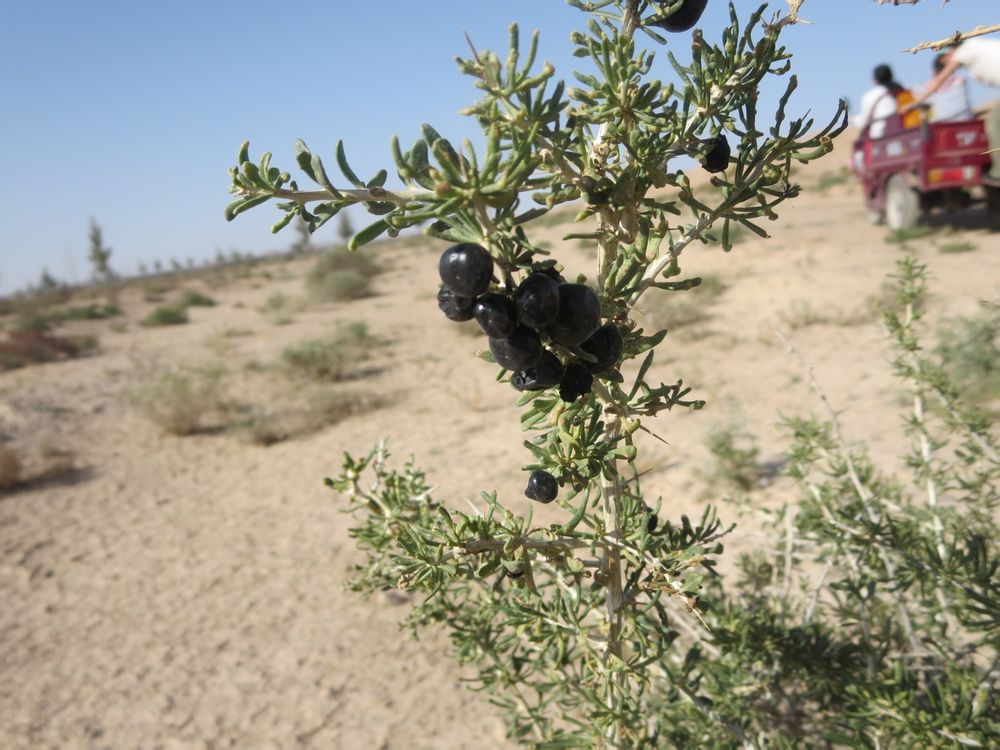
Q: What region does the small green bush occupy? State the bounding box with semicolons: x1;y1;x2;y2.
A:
130;364;223;435
141;305;189;327
241;388;387;446
307;269;372;302
706;423;761;492
61;303;122;320
177;290;216;308
935;309;1000;405
13;312;54;333
281;323;373;381
0;330;98;371
306;247;379;302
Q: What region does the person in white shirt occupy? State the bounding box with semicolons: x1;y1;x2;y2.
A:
855;64;906;139
906;37;1000;184
925;52;973;122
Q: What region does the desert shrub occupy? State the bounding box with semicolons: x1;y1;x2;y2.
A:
306;268;372;302
13;312;55;333
242;388;387;446
177;290;216;308
141;304;188;327
59;303;122;320
130;364;223;435
259;292;305;324
281;322;373;381
0;445;22;490
706;423;762;492
221;2;1000;745
0;330;99;371
305;246;379;302
935;308;1000;405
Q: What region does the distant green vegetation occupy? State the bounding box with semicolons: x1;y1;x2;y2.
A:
306;247;380;302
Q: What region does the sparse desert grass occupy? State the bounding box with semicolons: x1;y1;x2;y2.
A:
885;225;938;244
281;322;375;381
142;280;176;302
177;290;216;308
306;247;379;302
0;442;81;493
141;291;215;326
19;304;124;332
938;240;976;254
130;364;224;435
204;327;253;356
141;304;189;327
240;388;388;446
58;303;122;321
0;330;99;371
220;326;253;338
259;292;306;325
308;269;372;302
935;309;1000;406
814;167;850;193
705;423;762;492
0;445;22;490
642;273;728;336
13;312;55;333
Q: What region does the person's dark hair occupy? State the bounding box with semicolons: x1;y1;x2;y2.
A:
934;53;948;74
873;64;895;86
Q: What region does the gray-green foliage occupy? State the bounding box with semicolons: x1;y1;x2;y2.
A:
281;322;373;381
88;217;114;280
706;422;761;491
221;0;1000;746
935;308;1000;406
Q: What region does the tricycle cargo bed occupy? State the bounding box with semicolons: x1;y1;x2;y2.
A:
851;115;995;229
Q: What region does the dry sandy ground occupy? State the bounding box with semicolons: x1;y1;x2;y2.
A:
1;154;998;748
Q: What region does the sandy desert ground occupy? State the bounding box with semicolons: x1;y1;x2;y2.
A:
1;147;998;748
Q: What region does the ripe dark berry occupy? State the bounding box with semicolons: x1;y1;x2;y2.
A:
546;284;601;347
559;362;594;403
700;134;731;173
511;350;565;392
514;273;561;330
580;323;624;374
489;327;543;371
652;0;708;32
474;293;518;338
437;286;476;322
439;243;494;298
643;505;659;533
524;470;558;503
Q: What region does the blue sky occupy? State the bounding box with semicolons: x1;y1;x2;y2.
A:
1;0;994;293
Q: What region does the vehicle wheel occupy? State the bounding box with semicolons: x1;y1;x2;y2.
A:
885;174;920;230
986;186;1000;217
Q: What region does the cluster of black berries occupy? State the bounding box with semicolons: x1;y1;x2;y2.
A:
437;243;626;504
